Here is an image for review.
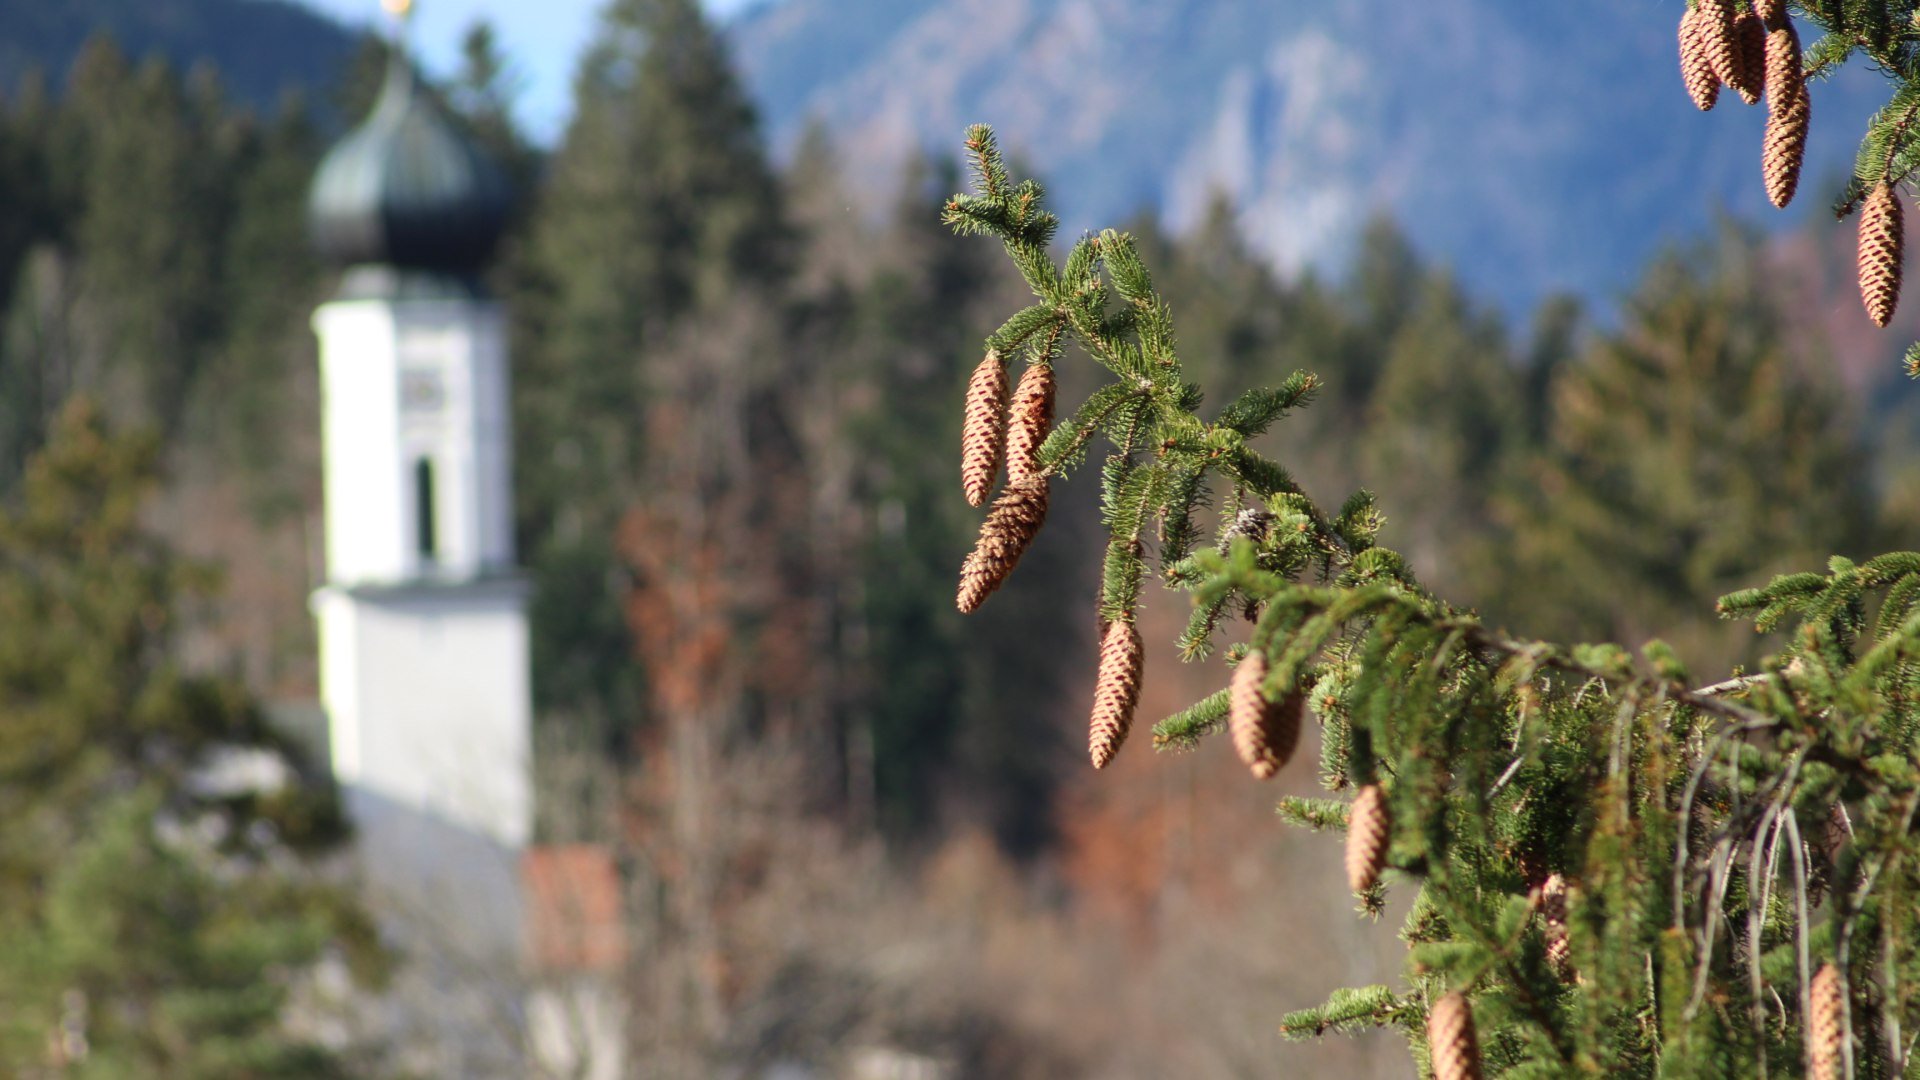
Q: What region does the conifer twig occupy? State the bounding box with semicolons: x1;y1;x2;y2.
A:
941;127;1920;1073
1694;672;1772;697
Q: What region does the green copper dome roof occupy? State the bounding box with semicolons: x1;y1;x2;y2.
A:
308;55;510;274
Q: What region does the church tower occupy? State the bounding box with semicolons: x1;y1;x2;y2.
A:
300;11;629;1074
306;3;529;910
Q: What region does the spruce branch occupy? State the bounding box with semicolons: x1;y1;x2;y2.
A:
940;126;1920;1076
1152;687;1230;749
1684;2;1920;358
1279;984;1415;1040
1276;796;1351;832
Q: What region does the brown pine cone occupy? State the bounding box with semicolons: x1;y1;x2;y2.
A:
956;478;1048;613
1004;362;1056;486
1695;0;1741;90
1764;20;1803;111
1755;0;1784;26
1859;180;1905;328
1344;784;1390;894
1428;992;1485;1080
1729;9;1766;104
1762;59;1808;209
1810;962;1844;1080
1089;619;1144;769
1229;650;1304;779
1537;873;1572;977
1679;6;1721;111
961;351;1008;507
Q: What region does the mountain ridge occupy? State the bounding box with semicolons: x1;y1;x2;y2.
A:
0;0;358;113
728;0;1893;319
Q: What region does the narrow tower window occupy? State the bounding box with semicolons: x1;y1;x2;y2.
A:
414;457;437;562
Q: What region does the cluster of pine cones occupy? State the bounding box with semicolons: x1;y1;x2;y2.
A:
952;355;1394;910
955;349;1156;771
955;348;1053;615
1679;0;1904;327
953;352;1322;777
953;346;1850;1080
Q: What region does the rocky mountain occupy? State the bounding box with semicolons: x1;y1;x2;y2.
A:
729;0;1894;318
0;0;358;113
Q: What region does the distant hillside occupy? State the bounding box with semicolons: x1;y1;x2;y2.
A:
0;0;359;111
729;1;1895;318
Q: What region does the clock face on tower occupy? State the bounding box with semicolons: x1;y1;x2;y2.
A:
401;368;446;414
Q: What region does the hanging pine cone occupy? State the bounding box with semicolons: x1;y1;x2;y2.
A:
961;350;1007;507
956;478;1048;613
1695;0;1741;90
1345;784;1390;894
1428;992;1485;1080
1537;873;1572;977
1679;6;1721;111
1089;619;1144;769
1754;0;1784;26
1228;649;1303;779
1811;962;1844;1080
1004;362;1056;485
1763;19;1804;111
1761;56;1808;209
1728;9;1766;104
1858;180;1904;328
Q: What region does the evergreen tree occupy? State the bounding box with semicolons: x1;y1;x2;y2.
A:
938;124;1920;1077
1359;270;1521;580
1482;231;1874;673
0;69;55;316
0;244;76;497
519;0;786;468
1132;207;1558;606
0;38;342;496
511;5;858;1063
66;39;234;433
1127;197;1293;399
0;79;60;467
188;101;325;508
514;0;787;736
790;149;1081;845
329;33;390;123
0;400;380;1075
1332;216;1426;411
449;21;538;201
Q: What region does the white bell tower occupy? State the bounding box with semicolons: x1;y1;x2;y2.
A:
310;288;530;852
297;10;642;1075
302;9;627;1075
311;296;516;591
306;5;530;885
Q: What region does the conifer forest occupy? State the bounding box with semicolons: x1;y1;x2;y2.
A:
16;0;1920;1075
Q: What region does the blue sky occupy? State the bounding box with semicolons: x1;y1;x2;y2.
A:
293;0;764;142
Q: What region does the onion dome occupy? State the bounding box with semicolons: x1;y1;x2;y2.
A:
308;48;510;275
